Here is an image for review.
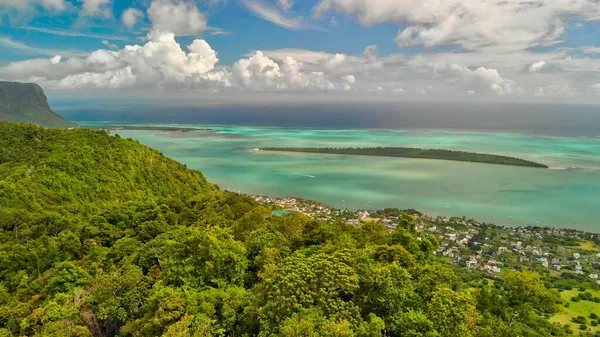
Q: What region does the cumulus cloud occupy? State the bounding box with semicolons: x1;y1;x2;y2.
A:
591;83;600;93
79;0;111;17
445;63;521;96
0;31;224;89
232;51;334;90
0;31;351;92
342;74;355;90
362;45;377;62
148;0;207;36
122;8;144;28
324;53;346;69
313;0;600;51
529;61;547;73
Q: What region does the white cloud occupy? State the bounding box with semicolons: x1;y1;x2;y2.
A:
41;0;66;10
362;45;377;62
148;0;207;36
535;84;580;97
324;53;346;69
277;0;293;11
0;31;350;92
207;27;232;36
241;0;304;30
529;61;547;73
445;63;521;96
581;46;600;54
591;83;600;92
342;74;355;90
0;0;67;11
0;36;88;57
251;49;333;64
122;8;144;28
313;0;600;52
19;26;136;42
102;40;118;50
0;31;223;89
232;51;335;90
79;0;111;17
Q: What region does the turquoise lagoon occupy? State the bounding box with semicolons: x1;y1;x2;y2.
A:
84;124;600;231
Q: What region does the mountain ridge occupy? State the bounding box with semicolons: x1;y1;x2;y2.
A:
0;81;76;128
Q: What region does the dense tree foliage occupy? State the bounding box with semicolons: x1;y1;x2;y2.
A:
0;122;564;336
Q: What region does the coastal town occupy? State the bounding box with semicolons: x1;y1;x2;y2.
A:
253;195;600;290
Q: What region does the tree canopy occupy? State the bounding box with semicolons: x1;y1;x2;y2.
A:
0;122;565;337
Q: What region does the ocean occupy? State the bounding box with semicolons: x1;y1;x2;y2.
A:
58;100;600;231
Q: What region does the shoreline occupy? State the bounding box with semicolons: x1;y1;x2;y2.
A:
250;194;600;236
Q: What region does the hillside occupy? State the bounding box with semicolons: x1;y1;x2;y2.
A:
0;122;567;337
0;81;76;128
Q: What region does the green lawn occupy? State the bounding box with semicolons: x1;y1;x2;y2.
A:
551;289;600;334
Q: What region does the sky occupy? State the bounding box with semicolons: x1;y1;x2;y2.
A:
0;0;599;104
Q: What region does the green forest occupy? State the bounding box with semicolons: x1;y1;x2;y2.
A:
0;122;577;337
260;147;548;168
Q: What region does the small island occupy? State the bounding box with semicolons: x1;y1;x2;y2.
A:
86;125;212;133
260;146;549;168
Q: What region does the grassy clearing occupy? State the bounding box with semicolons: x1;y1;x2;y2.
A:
570;241;600;252
551;289;600;334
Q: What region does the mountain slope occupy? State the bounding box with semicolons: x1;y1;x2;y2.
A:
0;81;76;128
0;121;215;225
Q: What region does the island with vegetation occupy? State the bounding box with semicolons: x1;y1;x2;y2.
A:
261;147;549;168
86;125;212;133
1;121;596;337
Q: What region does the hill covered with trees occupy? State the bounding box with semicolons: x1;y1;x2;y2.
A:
0;122;570;337
0;82;76;128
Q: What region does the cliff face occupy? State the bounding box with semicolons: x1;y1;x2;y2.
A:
0;81;76;128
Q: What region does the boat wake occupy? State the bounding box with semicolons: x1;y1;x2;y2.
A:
293;173;317;178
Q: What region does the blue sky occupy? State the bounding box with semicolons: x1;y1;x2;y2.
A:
1;0;408;64
0;0;599;103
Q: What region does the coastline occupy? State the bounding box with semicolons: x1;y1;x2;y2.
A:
80;123;600;231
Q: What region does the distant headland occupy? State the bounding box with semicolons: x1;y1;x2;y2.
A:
260;147;549;168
